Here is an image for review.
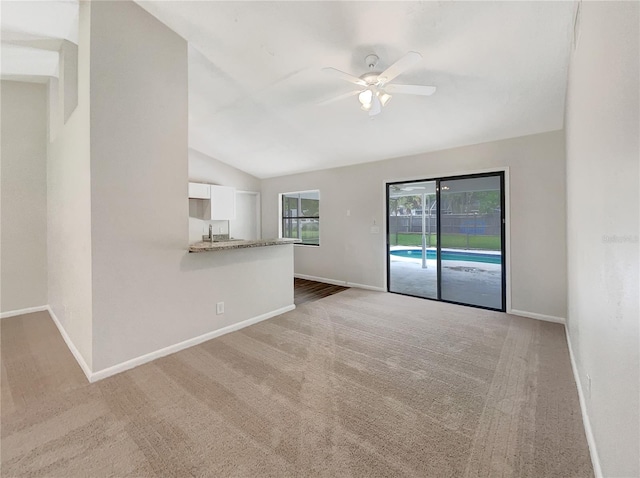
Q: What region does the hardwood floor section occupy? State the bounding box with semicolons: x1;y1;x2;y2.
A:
294;278;348;305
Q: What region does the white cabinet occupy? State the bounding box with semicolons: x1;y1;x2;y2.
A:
188;182;236;220
188;182;210;199
209;185;236;220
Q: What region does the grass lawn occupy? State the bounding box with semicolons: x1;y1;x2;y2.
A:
285;230;319;245
391;233;501;250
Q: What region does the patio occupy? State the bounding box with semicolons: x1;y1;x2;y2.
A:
389;251;503;310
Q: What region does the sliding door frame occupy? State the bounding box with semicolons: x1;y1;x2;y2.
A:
386;171;506;312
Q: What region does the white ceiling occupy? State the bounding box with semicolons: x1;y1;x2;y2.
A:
0;0;79;82
139;1;576;179
2;1;577;179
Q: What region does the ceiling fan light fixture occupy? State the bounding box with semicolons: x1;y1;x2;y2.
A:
358;89;373;107
322;51;434;116
378;91;392;106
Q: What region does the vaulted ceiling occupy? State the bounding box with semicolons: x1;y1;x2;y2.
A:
139;1;576;179
1;1;78;82
2;1;577;179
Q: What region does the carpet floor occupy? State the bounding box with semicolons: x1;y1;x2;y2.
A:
1;289;593;477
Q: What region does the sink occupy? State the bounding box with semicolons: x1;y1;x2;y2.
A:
202;237;244;243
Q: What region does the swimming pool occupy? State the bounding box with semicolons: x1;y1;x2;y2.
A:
390;248;502;264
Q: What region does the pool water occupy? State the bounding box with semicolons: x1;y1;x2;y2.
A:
390;248;501;264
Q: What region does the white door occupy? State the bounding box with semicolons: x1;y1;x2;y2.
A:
229;191;260;240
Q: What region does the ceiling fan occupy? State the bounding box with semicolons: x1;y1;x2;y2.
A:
321;51;436;116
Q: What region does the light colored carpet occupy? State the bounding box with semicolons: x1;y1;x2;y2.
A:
1;289;593;477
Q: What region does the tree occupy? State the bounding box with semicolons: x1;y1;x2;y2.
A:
474;191;500;214
301;197;319;216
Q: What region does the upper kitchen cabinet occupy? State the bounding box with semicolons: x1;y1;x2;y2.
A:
209;185;236;220
188;182;236;220
188;182;210;199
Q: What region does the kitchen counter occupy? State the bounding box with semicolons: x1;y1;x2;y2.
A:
189;238;300;253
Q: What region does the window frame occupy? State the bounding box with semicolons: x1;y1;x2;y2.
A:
280;190;320;246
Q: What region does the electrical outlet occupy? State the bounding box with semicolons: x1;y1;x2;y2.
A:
216;302;224;315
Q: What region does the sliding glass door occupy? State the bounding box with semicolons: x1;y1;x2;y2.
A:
387;172;505;311
438;175;504;309
388;181;438;299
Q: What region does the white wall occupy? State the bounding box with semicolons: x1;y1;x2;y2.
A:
0;81;48;313
89;1;292;372
565;2;639;477
189;148;261;191
262;130;567;320
46;1;93;369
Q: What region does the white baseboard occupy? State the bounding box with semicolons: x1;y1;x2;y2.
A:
0;305;49;319
509;308;566;324
565;326;603;478
294;274;385;292
294;273;347;287
90;304;295;383
46;306;93;382
345;281;385;292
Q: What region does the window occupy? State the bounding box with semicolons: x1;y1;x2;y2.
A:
281;190;320;245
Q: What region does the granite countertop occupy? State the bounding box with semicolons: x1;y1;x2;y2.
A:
189;238;300;253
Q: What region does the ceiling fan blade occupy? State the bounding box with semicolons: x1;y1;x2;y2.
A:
384;84;436;96
377;51;422;85
317;89;361;106
369;94;382;116
322;67;367;86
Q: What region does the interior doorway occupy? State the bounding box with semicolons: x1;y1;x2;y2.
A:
229;191;261;240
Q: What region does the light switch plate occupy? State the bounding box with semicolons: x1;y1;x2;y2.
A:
370;226;380;234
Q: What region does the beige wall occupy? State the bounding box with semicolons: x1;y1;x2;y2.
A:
89;1;292;372
1;81;48;313
46;1;94;370
262;130;567;320
565;2;639;476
